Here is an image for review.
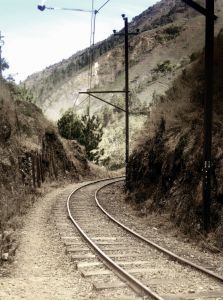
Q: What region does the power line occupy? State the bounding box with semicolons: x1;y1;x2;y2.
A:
97;0;111;13
75;96;89;110
37;0;112;116
87;0;112;116
72;93;80;112
88;0;95;91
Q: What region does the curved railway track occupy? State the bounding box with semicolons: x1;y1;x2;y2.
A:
64;177;223;299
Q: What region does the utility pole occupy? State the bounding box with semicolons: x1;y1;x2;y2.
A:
37;1;111;118
182;0;216;231
0;31;5;78
203;0;215;232
113;15;139;173
80;15;139;179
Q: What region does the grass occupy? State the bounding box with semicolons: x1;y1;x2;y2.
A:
126;32;223;245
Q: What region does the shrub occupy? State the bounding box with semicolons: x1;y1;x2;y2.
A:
152;60;174;75
8;83;34;103
163;25;182;38
57;110;104;163
190;51;200;62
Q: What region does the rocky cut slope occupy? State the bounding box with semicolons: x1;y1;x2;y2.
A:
126;31;223;248
0;79;89;262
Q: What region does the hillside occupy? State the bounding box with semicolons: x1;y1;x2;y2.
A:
0;79;90;263
24;0;206;119
24;0;223;169
126;31;223;247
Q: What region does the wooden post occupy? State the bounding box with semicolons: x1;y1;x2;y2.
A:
31;154;36;188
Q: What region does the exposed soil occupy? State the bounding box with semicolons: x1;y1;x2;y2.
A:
98;181;223;277
0;79;90;264
0;183;93;300
126;34;223;245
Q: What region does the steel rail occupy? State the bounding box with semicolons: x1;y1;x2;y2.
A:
95;179;223;284
67;177;164;299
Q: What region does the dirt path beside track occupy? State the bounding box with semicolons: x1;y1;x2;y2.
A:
0;184;92;300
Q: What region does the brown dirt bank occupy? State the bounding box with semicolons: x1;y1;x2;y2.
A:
126;32;223;247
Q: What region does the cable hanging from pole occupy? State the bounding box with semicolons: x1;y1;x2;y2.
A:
87;0;95;116
88;0;95;93
87;0;111;116
37;0;112;116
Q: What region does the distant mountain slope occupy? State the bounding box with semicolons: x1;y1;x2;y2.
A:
25;0;210;120
23;0;223;169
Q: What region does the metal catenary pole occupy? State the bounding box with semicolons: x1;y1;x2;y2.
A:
114;15;138;177
203;0;215;232
79;15;138;178
124;16;129;168
182;0;216;231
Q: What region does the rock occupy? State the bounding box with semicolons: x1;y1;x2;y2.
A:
1;253;9;261
9;244;18;256
0;119;11;142
3;230;13;242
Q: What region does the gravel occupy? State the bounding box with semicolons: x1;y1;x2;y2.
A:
98;181;223;276
0;184;93;300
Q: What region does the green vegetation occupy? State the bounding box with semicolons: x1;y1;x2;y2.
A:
126;32;223;245
190;51;201;62
151;13;173;28
0;33;9;74
151;2;186;28
0;58;9;73
98;114;146;170
14;85;34;103
163;25;182;39
57;110;104;163
155;34;164;43
152;60;174;76
4;81;35;103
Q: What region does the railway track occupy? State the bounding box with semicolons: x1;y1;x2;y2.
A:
55;178;223;299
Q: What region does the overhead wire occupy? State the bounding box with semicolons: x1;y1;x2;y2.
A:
86;0;94;115
75;96;90;110
88;0;95;90
72;93;80;113
97;0;111;13
86;0;111;116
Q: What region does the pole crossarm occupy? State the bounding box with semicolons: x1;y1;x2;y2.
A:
79;92;126;112
81;90;127;94
37;5;93;12
38;1;111;14
114;32;139;36
182;0;217;20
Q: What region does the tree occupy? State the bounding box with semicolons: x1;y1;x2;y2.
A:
57;110;84;140
9;83;34;103
0;33;9;75
0;58;9;72
81;115;104;162
57;110;104;163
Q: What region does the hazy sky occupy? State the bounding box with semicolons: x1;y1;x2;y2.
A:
1;0;158;82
